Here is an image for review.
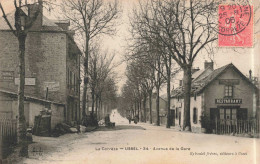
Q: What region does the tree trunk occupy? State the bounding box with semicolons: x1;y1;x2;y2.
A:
99;96;102;119
149;91;152;124
143;94;147;123
166;59;171;128
139;100;142;122
137;100;140;121
183;66;192;131
95;94;98;117
17;34;28;157
82;38;89;118
156;85;160;126
134;101;137;116
91;89;95;117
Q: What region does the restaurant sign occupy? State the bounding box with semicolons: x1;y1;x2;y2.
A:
215;99;242;104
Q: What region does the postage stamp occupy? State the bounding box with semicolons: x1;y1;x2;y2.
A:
218;2;253;47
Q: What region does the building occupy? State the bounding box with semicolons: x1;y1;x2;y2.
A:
145;93;168;125
171;62;259;133
0;4;81;128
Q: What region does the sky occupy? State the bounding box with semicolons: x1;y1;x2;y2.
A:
0;0;259;95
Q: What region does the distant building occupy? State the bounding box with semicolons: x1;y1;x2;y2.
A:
145;93;167;125
171;62;259;133
0;4;81;128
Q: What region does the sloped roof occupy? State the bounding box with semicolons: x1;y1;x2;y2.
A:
192;69;204;80
0;8;63;31
193;64;230;93
171;63;257;98
192;67;213;82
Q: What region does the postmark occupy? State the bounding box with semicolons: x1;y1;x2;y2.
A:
218;0;253;47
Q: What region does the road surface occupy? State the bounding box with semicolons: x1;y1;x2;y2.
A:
23;109;260;164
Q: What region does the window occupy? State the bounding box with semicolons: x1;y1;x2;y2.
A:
220;108;225;119
193;108;198;124
73;73;76;91
224;85;233;97
175;108;178;119
67;68;70;87
219;108;237;120
70;71;72;89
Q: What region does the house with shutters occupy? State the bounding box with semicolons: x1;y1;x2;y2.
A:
171;62;259;133
0;3;81;129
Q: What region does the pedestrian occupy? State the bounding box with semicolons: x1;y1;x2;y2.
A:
134;115;138;124
127;115;131;124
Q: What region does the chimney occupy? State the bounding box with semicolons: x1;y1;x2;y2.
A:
54;20;70;31
192;67;200;74
249;69;252;80
28;0;43;31
204;61;214;70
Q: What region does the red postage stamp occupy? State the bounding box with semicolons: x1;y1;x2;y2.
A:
218;3;253;47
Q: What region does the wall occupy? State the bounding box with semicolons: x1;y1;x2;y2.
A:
190;96;202;133
147;96;167;124
28;102;43;127
51;104;65;130
204;67;256;118
0;31;67;103
171;96;202;132
0;93;13;119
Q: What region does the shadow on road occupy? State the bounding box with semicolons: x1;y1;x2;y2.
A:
95;125;146;131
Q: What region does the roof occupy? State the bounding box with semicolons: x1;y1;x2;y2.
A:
192;67;213;82
192;69;204;80
171;63;258;98
0;7;63;32
0;89;65;106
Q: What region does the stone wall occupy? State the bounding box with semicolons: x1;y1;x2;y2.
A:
0;31;67;103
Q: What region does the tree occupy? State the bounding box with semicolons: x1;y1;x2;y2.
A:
61;0;120;120
130;0;217;130
0;0;54;157
88;44;115;119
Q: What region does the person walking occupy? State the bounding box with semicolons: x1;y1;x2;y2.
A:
127;115;131;124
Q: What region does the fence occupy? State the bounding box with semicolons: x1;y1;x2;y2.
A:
213;119;260;136
0;119;17;159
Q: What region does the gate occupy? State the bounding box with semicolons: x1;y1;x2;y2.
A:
0;119;17;159
213;118;260;135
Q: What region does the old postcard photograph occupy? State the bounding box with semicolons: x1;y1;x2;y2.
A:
0;0;259;163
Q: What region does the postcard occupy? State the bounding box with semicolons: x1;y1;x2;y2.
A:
0;0;259;164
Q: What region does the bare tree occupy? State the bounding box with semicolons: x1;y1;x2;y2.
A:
88;45;115;120
0;0;56;157
61;0;120;120
131;0;217;130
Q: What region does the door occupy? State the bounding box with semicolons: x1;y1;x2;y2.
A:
169;109;175;126
179;111;181;126
237;108;247;120
210;108;219;131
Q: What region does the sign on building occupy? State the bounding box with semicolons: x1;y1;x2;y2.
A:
215;99;242;104
15;78;36;86
43;82;60;92
0;71;14;81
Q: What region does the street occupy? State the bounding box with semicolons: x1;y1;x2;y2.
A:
22;109;260;164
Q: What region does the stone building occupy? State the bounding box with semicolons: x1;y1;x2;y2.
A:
171;62;259;133
0;4;81;128
144;93;168;125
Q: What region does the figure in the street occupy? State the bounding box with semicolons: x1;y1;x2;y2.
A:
134;115;138;124
127;115;131;124
105;114;110;126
